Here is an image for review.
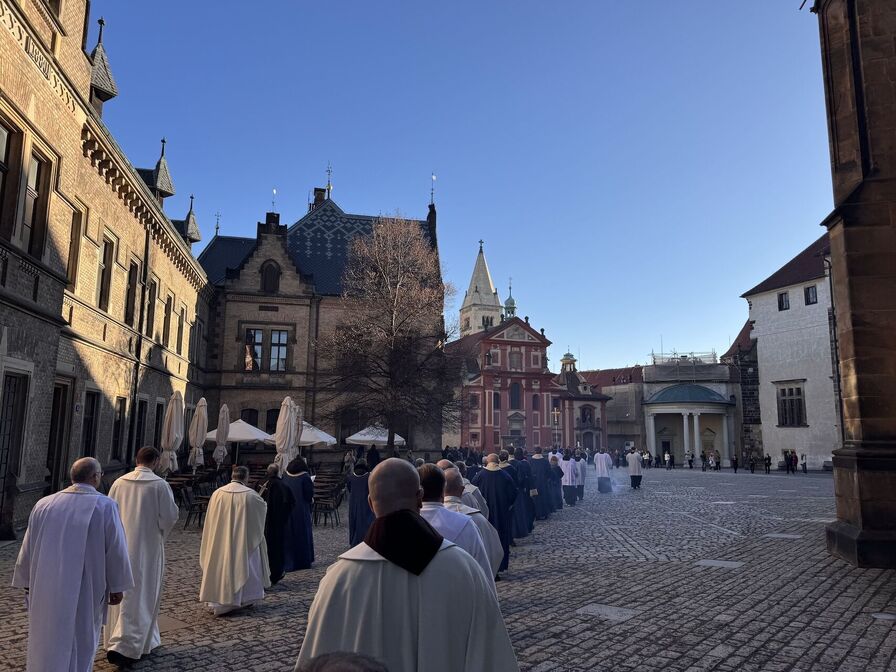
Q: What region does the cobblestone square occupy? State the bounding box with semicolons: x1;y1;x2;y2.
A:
1;468;894;671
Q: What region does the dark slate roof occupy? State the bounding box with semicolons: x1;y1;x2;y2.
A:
721;320;754;360
286;200;430;296
172;203;201;244
196;236;256;285
643;383;734;405
89;43;118;100
553;370;612;401
741;233;829;298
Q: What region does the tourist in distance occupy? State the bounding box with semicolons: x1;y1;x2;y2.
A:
626;445;643;490
472;453;517;573
764;454;772;474
731;454;739;474
296;458;519;671
13;457;133;672
282;457;315;572
105;447;179;668
199;465;269;616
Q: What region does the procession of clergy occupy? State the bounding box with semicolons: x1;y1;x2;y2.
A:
11;443;642;671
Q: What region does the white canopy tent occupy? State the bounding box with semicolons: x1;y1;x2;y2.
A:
345;426;406;446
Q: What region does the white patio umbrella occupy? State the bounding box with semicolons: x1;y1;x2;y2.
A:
158;390;184;475
212;404;230;467
298;421;337;446
346;425;406;446
187;398;208;473
272;397;297;475
206;419;272;444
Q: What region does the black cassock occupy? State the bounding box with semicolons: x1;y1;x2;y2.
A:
528;455;552;520
472;467;517;572
346;471;376;547
260;476;295;583
549;464;564;511
508;460;535;537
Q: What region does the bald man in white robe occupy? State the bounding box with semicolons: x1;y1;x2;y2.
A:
12;457;133;672
443;468;503;578
296;458;518;672
199;465;270;615
437;459;489;519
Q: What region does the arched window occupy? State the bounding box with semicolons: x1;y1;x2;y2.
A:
510;382;522;409
260;260;281;294
493;392;501;410
532;394;540;411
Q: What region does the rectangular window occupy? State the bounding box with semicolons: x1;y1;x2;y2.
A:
0;122;9;213
195;319;205;367
493;431;500;446
245;329;262;371
776;384;806;427
176;306;185;355
111;397;126;461
241;408;258;427
81;391;100;457
0;373;29;494
777;291;790;311
162;294;173;347
804;285;818;305
17;153;47;256
152;402;165;448
124;261;139;327
145;281;157;338
66;210;83;290
269;330;287;371
96;237;114;312
509;351;522;370
135;399;148;451
265;408;279;434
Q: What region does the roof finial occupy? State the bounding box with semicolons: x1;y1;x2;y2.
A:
97;17;106;44
430;172;436;205
160;137;166;158
188;194;195;212
508;276;513;298
478;239;484;252
326;162;333;199
214;211;221;236
272;187;277;212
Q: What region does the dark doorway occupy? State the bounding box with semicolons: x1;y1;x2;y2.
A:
47;378;73;492
0;373;29;539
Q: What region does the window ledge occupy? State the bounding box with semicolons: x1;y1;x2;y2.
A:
775;424;810;428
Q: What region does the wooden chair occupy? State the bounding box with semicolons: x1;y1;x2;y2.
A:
183;487;209;529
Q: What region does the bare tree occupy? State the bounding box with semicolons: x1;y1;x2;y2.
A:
318;216;463;451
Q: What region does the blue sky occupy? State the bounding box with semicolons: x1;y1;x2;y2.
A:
93;1;832;371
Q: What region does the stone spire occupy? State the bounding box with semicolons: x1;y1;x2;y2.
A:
138;139;176;206
459;241;502;337
89;18;118;116
173;194;201;247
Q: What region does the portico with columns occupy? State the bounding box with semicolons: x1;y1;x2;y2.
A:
643;384;737;465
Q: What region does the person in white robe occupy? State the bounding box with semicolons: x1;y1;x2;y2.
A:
443;468;503;578
199;465;270;616
104;447;179;666
626;446;643;489
296;458;518;672
417;464;494;590
595;448;614;493
437;459;489;519
12;457;133;672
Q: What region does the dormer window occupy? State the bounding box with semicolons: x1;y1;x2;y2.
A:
261;260;280;294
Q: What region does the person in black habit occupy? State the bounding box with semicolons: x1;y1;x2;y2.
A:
259;463;295;584
346;460;376;547
472;453;517;574
500;450;528;540
528;447;552;520
548;455;564;512
366;445;381;469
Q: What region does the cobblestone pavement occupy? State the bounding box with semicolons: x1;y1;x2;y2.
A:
1;467;895;671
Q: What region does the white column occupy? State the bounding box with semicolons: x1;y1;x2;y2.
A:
681;412;690;458
693;413;701;459
721;411;730;465
646;412;656;455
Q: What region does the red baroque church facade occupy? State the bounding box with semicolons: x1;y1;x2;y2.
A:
448;246;609;453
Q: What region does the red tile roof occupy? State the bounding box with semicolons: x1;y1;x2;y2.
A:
581;366;643;388
741;233;829;297
721;319;754;360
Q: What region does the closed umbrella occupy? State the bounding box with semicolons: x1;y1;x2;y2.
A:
158;391;184;475
212;404;230;467
272;397;297;475
187;398;208;473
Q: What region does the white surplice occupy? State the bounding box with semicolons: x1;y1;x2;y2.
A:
296;540;519;672
461;479;489;519
199;482;270;615
12;484;133;672
104;467;179;659
420;502;494;590
444;495;503;577
559;459;577;486
626;451;643;476
595;452;613;478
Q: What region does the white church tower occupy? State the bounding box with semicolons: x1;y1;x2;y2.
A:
459;241;502;337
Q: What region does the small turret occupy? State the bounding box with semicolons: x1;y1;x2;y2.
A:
172;194;201;248
89;18;118;116
137;139;176;207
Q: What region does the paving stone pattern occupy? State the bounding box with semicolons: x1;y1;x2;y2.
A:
1;468;895;671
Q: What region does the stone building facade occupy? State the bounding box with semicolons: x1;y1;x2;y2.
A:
0;0;210;537
721;321;763;461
